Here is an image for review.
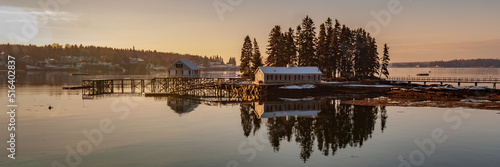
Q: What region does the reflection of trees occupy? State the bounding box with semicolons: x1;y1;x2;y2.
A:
295;117;315;162
241;100;384;162
380;106;388;133
239;104;261;137
267;116;295;152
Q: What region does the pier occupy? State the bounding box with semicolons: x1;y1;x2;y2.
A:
388;77;499;89
81;76;267;101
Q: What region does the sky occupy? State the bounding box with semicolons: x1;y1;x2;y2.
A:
0;0;499;63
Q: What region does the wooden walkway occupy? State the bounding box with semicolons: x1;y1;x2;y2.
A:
81;77;267;101
388;77;498;88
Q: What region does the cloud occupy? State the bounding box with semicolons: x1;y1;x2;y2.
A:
0;6;38;43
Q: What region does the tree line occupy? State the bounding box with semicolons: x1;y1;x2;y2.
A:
241;16;390;80
391;59;500;68
0;43;220;70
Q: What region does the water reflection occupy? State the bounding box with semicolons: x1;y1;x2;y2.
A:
241;99;385;162
0;71;82;86
166;97;200;115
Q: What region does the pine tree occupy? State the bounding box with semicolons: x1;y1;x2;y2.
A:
318;18;335;78
324;18;334;78
317;23;328;73
240;35;253;77
227;57;237;66
296;16;317;66
380;43;390;79
353;29;368;79
266;25;284;66
339;25;354;79
251;38;263;79
284;28;297;66
368;36;380;78
331;19;341;78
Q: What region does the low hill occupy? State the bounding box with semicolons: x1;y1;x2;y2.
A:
391;59;500;68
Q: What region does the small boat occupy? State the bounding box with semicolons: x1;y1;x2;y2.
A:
417;71;431;76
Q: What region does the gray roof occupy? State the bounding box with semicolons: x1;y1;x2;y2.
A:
258;66;322;74
169;60;200;70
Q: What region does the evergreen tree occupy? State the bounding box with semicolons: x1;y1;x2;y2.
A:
296;16;317;66
339;25;354;79
227;57;237;66
324;18;334;78
284;28;297;66
380;43;390;79
318;18;335;78
266;25;285;66
353;29;368;79
251;38;263;78
240;35;253;77
331;19;341;78
317;23;328;73
367;36;380;78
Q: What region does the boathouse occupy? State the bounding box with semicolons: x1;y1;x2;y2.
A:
254;100;321;119
254;66;322;84
166;60;201;77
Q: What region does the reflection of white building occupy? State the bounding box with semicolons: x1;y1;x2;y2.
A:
167;97;199;115
254;65;322;84
166;60;201;77
254;100;321;119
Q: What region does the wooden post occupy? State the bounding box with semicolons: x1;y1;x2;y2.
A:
142;80;145;93
494;83;496;89
475;82;478;86
458;82;460;86
121;79;124;93
131;79;134;93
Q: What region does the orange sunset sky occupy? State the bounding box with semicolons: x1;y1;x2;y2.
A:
1;0;499;63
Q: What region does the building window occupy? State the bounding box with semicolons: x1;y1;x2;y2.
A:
176;64;183;68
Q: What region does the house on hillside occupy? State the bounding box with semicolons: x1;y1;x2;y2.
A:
166;60;201;77
254;65;322;84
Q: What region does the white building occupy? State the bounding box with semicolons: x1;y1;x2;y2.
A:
254;101;321;119
254;66;322;84
166;60;201;77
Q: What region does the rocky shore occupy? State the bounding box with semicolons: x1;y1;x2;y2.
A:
344;87;500;110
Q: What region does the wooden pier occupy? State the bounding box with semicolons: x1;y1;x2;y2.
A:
81;77;268;101
388;77;499;89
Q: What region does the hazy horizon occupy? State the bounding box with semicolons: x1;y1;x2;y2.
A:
1;0;499;63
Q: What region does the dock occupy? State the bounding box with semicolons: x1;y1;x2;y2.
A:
63;85;92;89
388;77;499;89
80;76;267;101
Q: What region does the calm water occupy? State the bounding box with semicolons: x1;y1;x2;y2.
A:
0;70;499;167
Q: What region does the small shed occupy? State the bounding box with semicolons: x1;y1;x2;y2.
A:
166;60;201;77
254;66;322;84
